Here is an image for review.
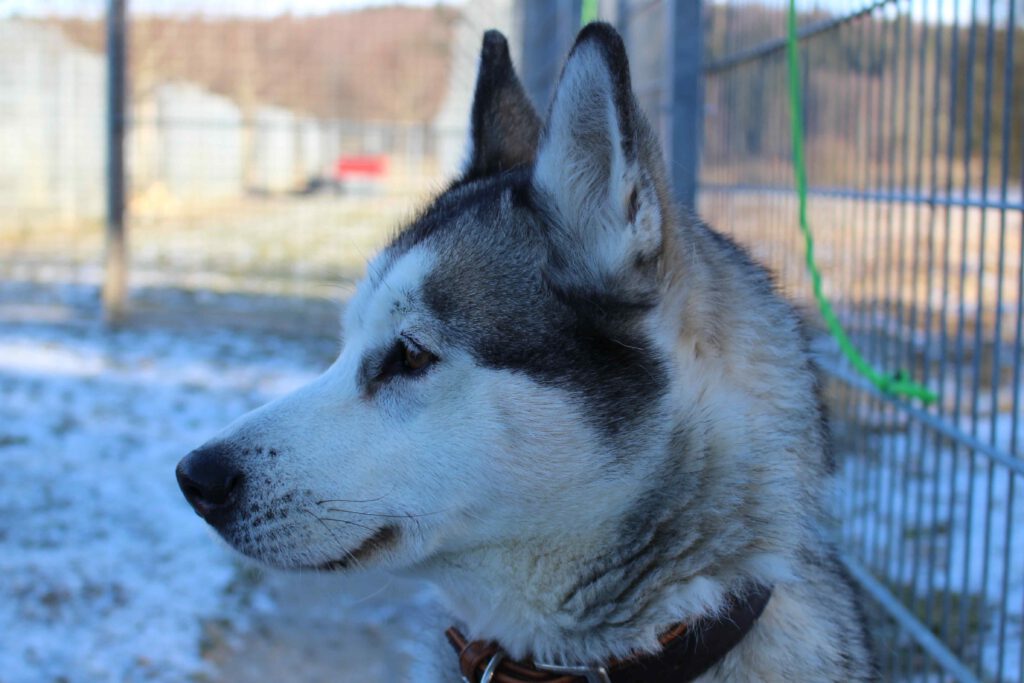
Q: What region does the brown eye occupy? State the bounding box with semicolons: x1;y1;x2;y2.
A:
376;338;436;384
403;344;433;371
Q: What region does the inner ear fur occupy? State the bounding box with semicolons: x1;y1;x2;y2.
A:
533;22;669;289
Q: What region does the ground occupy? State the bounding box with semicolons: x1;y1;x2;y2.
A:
0;301;443;683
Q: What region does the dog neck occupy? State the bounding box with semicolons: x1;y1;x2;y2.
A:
444;583;772;683
413;447;795;668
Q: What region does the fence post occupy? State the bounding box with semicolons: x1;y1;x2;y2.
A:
103;0;127;323
519;0;582;111
667;0;702;209
615;0;629;38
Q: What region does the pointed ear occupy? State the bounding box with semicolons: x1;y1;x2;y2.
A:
463;30;542;182
534;23;668;291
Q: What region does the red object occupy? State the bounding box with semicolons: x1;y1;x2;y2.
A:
333;155;388;181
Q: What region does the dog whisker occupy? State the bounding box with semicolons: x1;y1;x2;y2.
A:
315;495;389;505
316;516;378;534
301;509;346;548
349;576;396;605
302;510;368;570
322;507;445;519
315;485;397;506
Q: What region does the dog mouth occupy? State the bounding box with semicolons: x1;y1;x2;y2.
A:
314;524;399;571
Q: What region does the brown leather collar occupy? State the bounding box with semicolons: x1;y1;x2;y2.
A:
446;584;772;683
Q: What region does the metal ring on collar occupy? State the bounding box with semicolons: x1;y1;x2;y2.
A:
479;651;505;683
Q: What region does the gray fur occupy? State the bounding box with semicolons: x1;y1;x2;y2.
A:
371;24;876;679
177;23;877;682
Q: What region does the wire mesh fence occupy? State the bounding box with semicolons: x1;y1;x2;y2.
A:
0;0;520;332
0;0;1021;680
521;0;1020;680
697;0;1022;680
117;4;442;313
0;3;107;318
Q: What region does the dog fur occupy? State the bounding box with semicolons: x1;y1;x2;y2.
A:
179;24;876;681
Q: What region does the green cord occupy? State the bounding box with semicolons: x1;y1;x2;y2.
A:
576;0;933;402
785;0;936;403
580;0;598;26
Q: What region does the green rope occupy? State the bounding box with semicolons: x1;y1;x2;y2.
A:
580;0;598;26
785;0;936;403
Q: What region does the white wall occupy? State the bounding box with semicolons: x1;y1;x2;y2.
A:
0;21;105;223
130;81;245;201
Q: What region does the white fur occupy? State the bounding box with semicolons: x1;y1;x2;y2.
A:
212;242;637;583
534;41;662;288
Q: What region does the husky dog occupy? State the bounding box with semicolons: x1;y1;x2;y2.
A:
177;24;875;681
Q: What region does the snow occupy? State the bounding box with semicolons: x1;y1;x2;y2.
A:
0;315;439;683
840;408;1024;681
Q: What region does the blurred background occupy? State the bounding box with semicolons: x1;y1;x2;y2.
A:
0;0;1021;681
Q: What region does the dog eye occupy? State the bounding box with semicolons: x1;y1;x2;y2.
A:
376;337;437;384
403;343;433;371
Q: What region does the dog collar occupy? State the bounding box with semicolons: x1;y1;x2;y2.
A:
445;584;772;683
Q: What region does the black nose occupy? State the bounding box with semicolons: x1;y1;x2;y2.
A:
176;444;243;522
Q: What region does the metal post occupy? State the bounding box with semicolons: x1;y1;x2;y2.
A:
103;0;127;323
519;0;583;112
559;0;583;42
615;0;630;40
667;0;702;209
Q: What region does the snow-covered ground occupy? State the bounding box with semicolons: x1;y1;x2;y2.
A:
839;401;1023;681
0;311;440;683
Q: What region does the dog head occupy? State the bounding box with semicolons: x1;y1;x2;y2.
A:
177;25;678;576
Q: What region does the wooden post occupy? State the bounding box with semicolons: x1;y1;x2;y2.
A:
103;0;127;323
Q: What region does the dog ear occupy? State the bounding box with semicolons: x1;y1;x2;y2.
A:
534;23;667;292
463;30;542;182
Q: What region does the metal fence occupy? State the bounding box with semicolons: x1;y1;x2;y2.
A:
0;0;1020;680
0;0;485;333
699;1;1022;680
517;0;1024;680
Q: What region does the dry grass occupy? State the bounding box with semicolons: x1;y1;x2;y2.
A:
0;182;438;299
702;189;1022;415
